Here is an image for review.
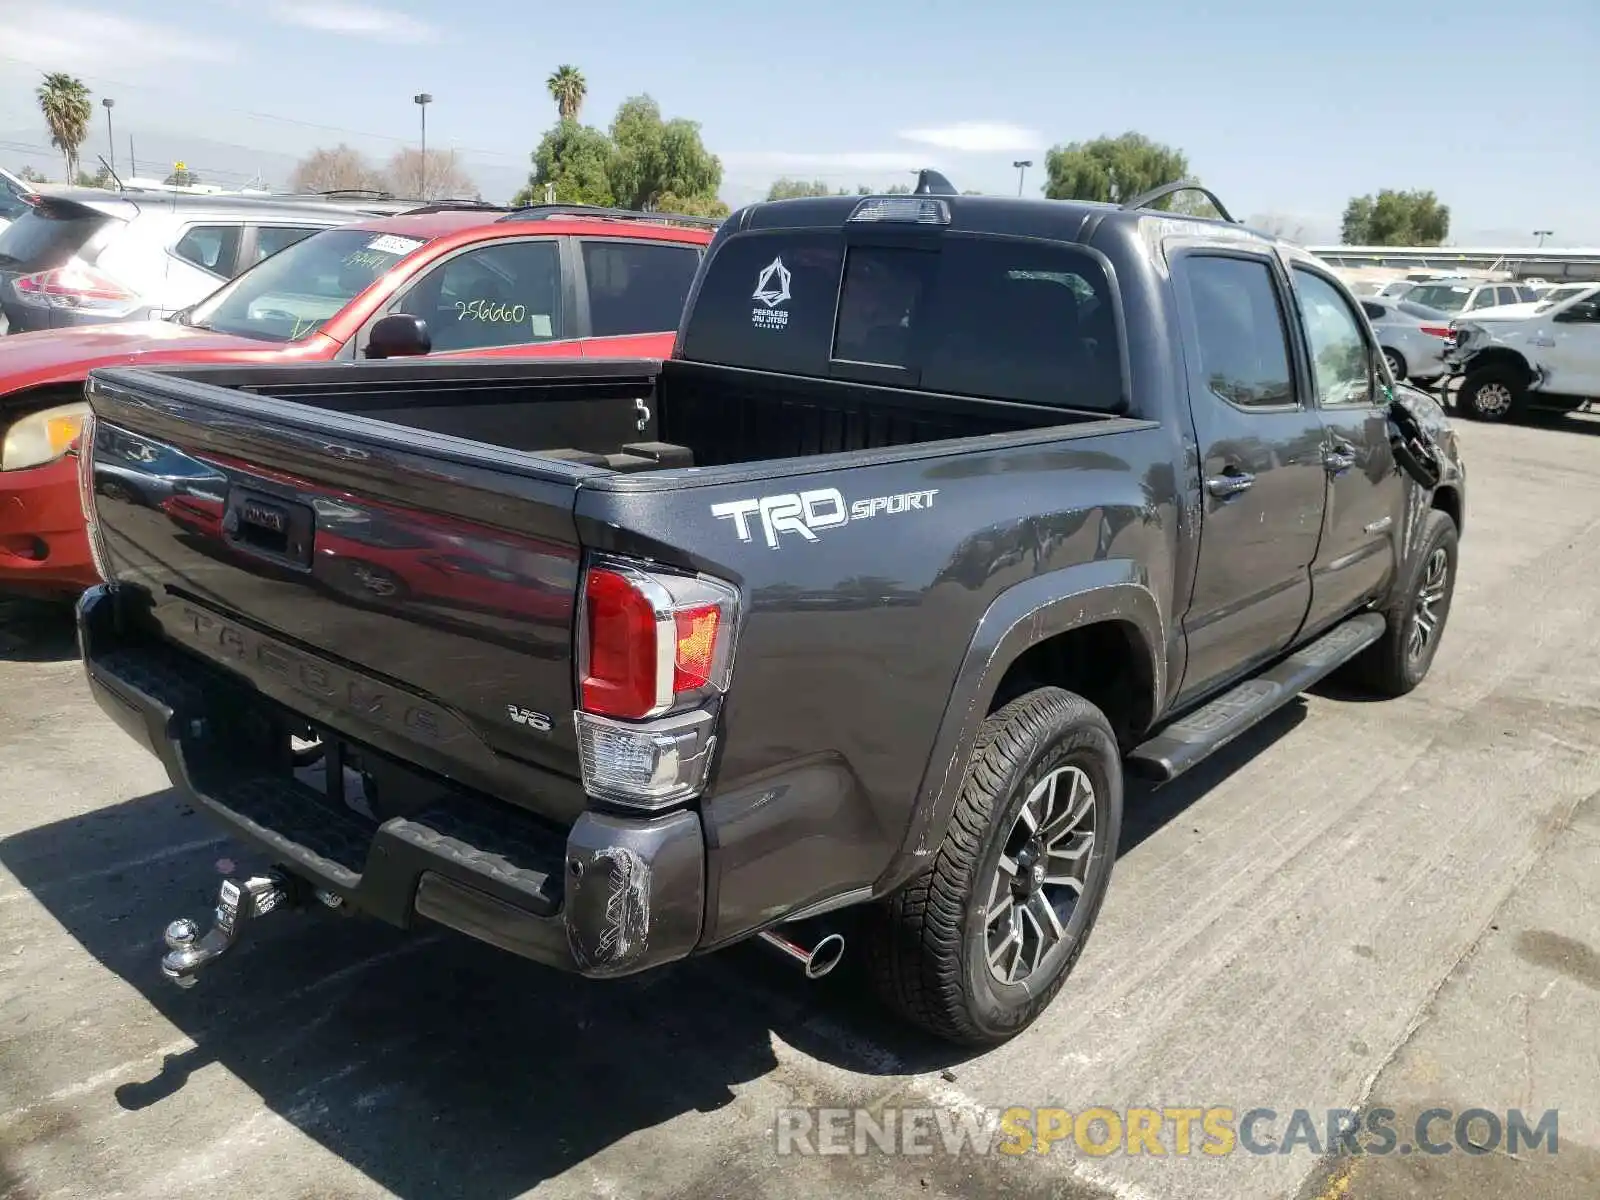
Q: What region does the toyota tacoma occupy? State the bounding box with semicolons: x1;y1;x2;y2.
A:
73;178;1465;1045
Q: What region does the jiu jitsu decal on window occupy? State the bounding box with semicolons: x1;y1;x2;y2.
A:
711;487;940;549
752;256;792;329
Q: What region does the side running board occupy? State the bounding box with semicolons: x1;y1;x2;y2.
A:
1127;613;1386;782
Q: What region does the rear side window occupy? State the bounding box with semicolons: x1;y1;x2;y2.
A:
173;225;242;277
0;202;115;271
1360;301;1387;320
249;225;322;267
1180;256;1295;409
679;229;1125;410
918;239;1122;410
582;240;702;337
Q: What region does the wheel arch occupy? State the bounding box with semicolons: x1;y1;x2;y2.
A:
877;559;1166;893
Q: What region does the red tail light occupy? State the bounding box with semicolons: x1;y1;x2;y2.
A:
1420;325;1453;339
575;556;741;809
12;262;139;315
579;559;740;720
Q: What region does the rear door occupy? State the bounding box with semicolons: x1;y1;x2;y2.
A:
1289;263;1405;634
574;237;703;352
1170;248;1328;702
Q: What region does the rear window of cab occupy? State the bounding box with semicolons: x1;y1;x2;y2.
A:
678;228;1126;412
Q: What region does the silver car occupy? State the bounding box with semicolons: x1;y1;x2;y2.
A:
1359;296;1455;384
1403;279;1540;317
0;188;417;335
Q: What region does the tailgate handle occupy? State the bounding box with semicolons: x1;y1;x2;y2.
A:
222;489;315;569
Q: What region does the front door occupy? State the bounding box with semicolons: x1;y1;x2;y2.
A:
1291;265;1406;632
1171;250;1329;703
1544;292;1600;396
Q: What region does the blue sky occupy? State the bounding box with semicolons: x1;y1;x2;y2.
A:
2;0;1597;243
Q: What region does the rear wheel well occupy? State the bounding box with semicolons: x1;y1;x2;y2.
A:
988;621;1155;750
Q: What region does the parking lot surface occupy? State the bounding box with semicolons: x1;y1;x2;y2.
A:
3;413;1599;1200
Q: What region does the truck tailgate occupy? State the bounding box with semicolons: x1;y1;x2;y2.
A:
81;366;594;825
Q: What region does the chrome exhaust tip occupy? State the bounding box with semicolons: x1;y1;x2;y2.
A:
757;929;846;979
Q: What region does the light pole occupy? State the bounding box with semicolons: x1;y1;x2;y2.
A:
1534;229;1553;248
413;92;432;199
102;98;116;179
1013;159;1033;197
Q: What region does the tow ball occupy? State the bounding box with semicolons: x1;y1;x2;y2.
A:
160;870;296;988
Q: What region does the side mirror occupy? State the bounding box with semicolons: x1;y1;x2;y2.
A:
365;313;431;359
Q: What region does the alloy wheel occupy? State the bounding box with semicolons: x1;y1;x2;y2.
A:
984;764;1096;985
1408;547;1450;661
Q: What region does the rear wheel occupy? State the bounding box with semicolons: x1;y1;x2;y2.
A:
865;687;1122;1045
1382;348;1407;382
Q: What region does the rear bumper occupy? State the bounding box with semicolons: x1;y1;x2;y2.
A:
77;585;706;977
0;456;98;598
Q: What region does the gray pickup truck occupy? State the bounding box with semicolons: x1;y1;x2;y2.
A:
73;181;1465;1045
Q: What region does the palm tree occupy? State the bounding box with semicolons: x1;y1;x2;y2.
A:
36;73;93;183
546;65;586;122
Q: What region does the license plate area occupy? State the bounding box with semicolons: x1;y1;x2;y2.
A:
223;488;314;569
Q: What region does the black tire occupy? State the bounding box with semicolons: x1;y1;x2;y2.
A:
1353;509;1458;697
1457;367;1525;422
865;687;1122;1045
1382;348;1407;382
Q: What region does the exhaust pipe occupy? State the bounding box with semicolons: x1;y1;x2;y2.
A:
757;928;846;979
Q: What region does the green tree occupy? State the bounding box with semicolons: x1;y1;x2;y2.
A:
546;65;587;122
1043;131;1191;208
766;177;832;200
74;165;111;188
36;72;93;182
511;120;616;207
1340;189;1449;245
164;167;202;187
607;95;722;213
17;166;48;184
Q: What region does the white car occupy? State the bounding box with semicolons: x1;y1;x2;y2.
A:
1446;284;1600;421
1456;282;1597;323
0;168;36;238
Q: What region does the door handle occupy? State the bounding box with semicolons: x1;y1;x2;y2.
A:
1205;469;1255;498
1322;443;1356;473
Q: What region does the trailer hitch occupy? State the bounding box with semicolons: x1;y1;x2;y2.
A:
161;870;296;988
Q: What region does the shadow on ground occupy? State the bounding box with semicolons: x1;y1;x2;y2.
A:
0;700;1306;1199
0;598;79;664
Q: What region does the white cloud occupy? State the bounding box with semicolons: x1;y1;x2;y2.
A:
898;122;1043;154
0;4;236;73
271;3;437;43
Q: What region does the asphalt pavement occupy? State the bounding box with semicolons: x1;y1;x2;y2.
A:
1;411;1598;1200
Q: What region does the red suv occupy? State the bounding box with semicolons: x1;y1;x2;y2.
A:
0;204;715;597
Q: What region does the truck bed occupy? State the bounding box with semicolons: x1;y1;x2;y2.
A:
101;356;1107;474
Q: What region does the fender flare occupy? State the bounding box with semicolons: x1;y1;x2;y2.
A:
877;558;1167;891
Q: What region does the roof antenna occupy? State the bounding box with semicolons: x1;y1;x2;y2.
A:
96;154;124;194
912;169;958;196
